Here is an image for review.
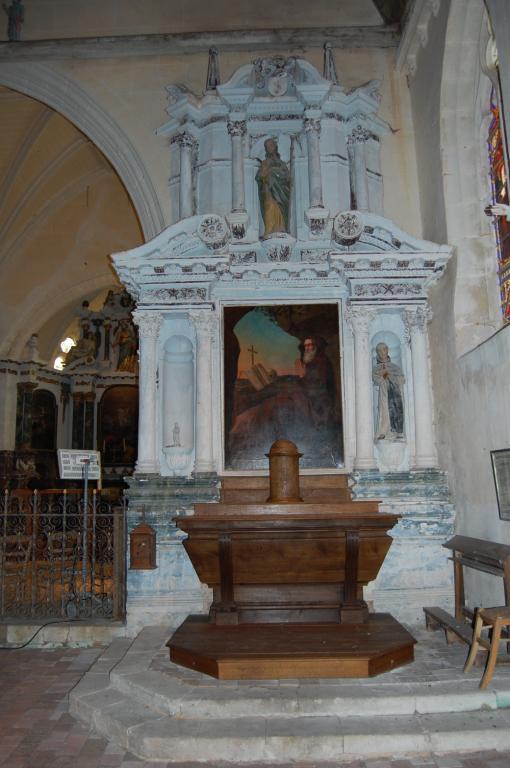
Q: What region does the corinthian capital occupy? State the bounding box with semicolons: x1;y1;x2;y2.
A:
227;120;247;138
402;305;433;340
189;310;218;338
347;125;371;145
132;310;163;339
304;118;321;135
345;305;376;335
171;131;198;152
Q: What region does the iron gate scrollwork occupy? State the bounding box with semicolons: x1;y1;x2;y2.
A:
0;489;126;620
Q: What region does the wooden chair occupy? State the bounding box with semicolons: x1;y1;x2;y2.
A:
464;606;510;688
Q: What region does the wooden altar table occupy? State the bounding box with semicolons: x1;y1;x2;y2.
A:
167;473;415;679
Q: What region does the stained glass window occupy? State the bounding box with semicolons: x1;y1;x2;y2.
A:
488;88;510;322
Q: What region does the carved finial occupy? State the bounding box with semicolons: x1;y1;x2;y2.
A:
323;43;338;85
206;47;220;91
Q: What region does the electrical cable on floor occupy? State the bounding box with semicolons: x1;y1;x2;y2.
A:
0;617;88;650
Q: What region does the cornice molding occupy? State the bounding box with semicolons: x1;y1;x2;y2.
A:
0;26;399;62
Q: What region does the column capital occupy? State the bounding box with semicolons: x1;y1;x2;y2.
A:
345;305;376;334
347;125;371;145
304;117;321;135
189;310;218;338
171;131;198;152
402;305;433;340
132;310;163;338
227;120;247;137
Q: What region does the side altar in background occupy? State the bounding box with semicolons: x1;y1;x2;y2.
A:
111;50;456;634
0;289;139;489
169;441;415;679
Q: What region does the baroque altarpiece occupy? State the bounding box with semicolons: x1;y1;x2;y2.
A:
111;54;455;632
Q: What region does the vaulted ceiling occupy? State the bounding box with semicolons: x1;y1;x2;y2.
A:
0;85;142;361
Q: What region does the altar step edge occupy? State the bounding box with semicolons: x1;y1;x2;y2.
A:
69;627;510;762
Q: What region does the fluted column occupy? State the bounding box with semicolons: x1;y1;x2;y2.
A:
403;306;437;468
347;306;377;469
189;310;217;474
347;126;370;212
132;310;162;473
304;118;323;208
172;132;198;219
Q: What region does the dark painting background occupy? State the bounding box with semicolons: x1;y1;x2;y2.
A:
224;304;343;470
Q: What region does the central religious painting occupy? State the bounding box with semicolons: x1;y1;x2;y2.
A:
223;304;343;471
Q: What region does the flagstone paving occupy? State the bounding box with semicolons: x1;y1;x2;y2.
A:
1;641;510;768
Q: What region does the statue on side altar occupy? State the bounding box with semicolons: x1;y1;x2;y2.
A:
63;328;96;368
256;138;291;237
2;0;23;41
112;319;138;373
372;342;405;441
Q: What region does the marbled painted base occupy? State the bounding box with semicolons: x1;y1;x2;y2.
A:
123;474;218;635
351;469;455;624
123;470;454;632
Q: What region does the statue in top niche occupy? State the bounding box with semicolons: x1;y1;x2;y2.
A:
256;138;291;237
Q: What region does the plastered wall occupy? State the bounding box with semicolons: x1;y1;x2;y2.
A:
410;0;510;609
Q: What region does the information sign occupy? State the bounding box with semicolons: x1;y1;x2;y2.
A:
57;450;101;480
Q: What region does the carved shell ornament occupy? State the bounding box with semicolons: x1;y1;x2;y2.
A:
333;211;364;245
197;214;231;250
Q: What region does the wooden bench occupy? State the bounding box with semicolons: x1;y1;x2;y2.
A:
424;535;510;648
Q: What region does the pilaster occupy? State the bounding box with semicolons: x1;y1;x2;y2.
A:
403;305;438;468
189;309;218;475
346;306;377;469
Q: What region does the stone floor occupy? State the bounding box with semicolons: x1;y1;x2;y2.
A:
1;632;510;767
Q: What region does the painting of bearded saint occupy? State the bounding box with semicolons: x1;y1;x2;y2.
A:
224;305;343;470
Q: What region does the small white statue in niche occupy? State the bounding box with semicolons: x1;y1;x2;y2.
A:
372;342;405;441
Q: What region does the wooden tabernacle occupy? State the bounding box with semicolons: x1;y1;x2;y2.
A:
168;442;415;679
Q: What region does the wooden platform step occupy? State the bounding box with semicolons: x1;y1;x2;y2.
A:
167;613;416;679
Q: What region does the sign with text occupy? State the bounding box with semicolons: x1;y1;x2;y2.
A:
57;450;101;480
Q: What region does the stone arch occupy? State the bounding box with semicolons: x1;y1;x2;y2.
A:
0;61;165;242
6;274;117;359
440;0;501;354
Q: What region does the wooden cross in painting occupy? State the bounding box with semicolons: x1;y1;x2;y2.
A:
247;344;258;366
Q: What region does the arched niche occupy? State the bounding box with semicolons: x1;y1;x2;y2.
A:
161;334;194;476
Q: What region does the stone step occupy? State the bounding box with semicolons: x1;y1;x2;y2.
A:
71;683;510;763
68;625;510;762
111;665;509;719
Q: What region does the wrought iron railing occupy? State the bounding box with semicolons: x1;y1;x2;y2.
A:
0;489;126;620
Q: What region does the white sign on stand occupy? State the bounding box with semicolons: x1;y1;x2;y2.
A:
58;450;101;480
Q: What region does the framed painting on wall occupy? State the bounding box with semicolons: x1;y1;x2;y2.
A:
98;385;138;467
223;303;343;471
491;449;510;521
